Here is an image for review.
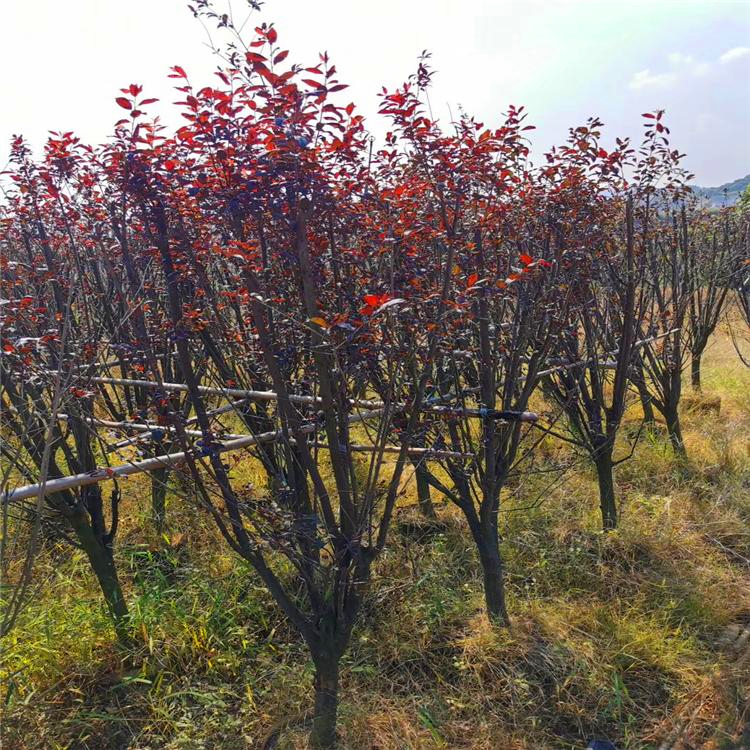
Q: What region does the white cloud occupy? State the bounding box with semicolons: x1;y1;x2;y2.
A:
720;46;750;64
668;53;710;76
629;51;713;89
629;69;678;90
667;52;692;67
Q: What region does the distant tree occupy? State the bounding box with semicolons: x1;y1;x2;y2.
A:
729;195;750;365
685;209;736;390
540;194;642;531
630;113;693;458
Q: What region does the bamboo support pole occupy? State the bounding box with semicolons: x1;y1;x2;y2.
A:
3;432;469;503
70;376;538;421
3;403;471;502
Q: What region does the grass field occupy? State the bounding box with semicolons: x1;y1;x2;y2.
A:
2;325;749;750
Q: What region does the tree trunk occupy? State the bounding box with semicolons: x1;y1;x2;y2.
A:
594;451;617;531
476;534;510;627
691;352;702;392
410;457;437;519
636;378;656;424
151;467;168;533
664;404;687;460
310;653;340;750
69;515;130;645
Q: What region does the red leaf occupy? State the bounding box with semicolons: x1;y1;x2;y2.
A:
170;65;187;78
115;97;132;110
129;84;143;97
519;253;533;265
467;273;479;287
267;27;278;44
273;50;289;64
360;293;392;315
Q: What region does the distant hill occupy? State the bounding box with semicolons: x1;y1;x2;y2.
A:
691;174;749;207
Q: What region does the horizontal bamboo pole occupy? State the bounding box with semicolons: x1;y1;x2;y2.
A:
307;443;471;459
4;404;375;503
4;405;472;503
4;432;275;504
3;434;468;504
57;414;244;443
89;376;384;410
535;361;617;378
111;398;251;448
76;376;538;421
532;328;680;380
78;408;474;459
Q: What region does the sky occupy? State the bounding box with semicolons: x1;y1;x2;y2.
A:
1;0;749;186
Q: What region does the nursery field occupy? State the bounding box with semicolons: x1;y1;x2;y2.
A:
2;5;750;750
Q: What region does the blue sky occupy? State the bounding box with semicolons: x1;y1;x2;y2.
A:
1;0;748;185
